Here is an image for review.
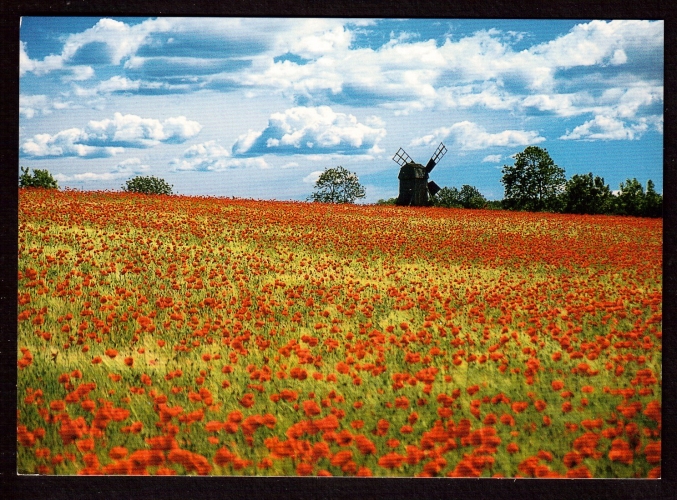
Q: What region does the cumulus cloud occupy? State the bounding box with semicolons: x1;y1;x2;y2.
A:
482;154;502;163
20;94;74;118
171;140;269;171
302;171;323;184
74;76;141;97
54;157;150;182
411;121;545;151
559;115;658;141
232;106;386;156
532;20;663;71
22;18;161;77
21;113;202;158
20;41;65;76
20;18;664;130
521;83;663;120
73;75;192;98
20;18;351;81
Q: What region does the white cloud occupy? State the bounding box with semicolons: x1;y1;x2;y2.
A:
171;140;269;171
54;157;150;182
21;113;202;158
63;66;95;81
233;106;386;156
286;24;353;58
437;84;520;111
20;41;64;76
482;154;502;163
532;20;663;70
302;171;323;184
233;130;263;156
20;94;74;118
411;121;545;150
227;20;661;115
20;18;664;129
521;83;663;121
560;114;653;141
74;76;140;96
22;129;125;158
112;157;151;174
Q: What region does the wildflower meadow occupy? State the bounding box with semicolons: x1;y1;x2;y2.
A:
17;188;661;477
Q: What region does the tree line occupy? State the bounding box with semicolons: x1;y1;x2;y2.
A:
19;168;174;195
379;145;662;217
499;146;661;217
20;148;662;218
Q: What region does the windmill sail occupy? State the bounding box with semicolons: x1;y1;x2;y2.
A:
393;142;447;206
427;181;441;196
424;142;447;173
393;148;413;167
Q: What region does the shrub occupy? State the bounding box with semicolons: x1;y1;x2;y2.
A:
19;167;58;189
123;176;173;195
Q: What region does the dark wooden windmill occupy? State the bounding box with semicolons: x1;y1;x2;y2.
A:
392;142;447;206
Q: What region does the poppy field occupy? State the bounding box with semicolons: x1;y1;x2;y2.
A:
17;188;662;477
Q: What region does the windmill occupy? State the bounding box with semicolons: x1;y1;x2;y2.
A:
392;142;447;206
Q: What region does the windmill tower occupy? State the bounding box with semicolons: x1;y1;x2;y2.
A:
392;143;447;206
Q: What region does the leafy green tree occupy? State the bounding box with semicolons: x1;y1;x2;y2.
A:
458;185;487;209
644;180;662;218
432;185;486;209
432;186;462;208
19;166;58;189
308;166;366;204
122;176;173;195
562;172;613;215
376;197;397;205
613;178;645;216
484;200;503;210
501;146;566;212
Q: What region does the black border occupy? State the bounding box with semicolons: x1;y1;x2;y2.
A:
2;1;675;499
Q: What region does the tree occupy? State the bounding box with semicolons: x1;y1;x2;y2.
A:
432;186;462;208
376;197;397;205
501;146;566;212
431;185;487;209
308;166;365;204
644;180;663;218
458;185;487;209
123;176;173;195
613;178;645;216
562;172;613;215
19;166;58;189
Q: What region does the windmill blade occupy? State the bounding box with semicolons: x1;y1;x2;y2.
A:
424;142;447;173
393;148;413;167
427;181;441;196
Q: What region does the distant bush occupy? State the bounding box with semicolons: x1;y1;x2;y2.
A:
561;173;614;215
19;167;58;189
432;185;487;209
376;197;397;205
123;176;173;195
613;178;662;218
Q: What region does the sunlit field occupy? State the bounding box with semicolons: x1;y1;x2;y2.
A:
17;188;662;477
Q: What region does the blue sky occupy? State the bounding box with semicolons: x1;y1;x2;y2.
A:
19;17;663;202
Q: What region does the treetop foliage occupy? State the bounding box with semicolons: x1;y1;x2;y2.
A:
309;166;366;204
19;167;58;189
500;146;661;218
432;185;487;209
501;146;566;212
123;176;173;195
